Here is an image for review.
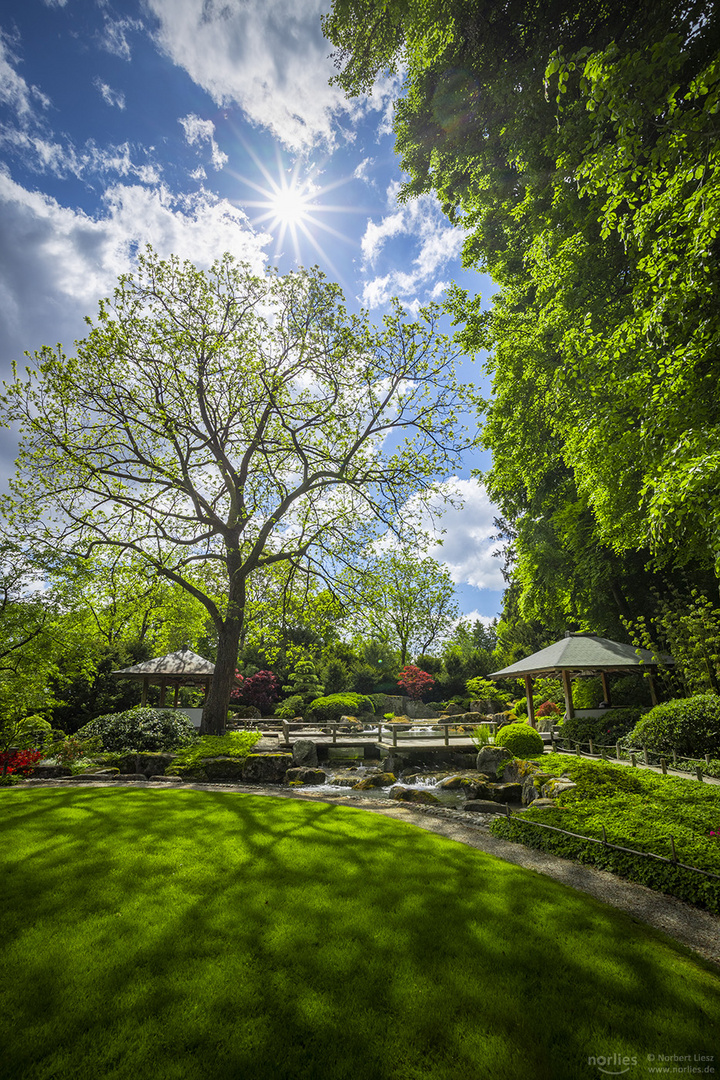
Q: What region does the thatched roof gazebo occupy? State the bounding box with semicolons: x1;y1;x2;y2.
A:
112;648;215;708
487;632;674;727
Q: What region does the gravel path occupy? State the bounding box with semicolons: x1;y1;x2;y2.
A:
12;776;720;967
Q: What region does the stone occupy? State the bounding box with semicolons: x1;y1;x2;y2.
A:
202;757;247;781
134;752;176;777
389;786;440;805
436;773;489;799
541;777;577;798
292;739;318;767
352;772;396;790
490;782;523;803
530;798;556;808
462;799;512;814
33;762;72;779
241;753;293;784
149;775;184;782
285;767;326;785
475;746;513;780
402;771;450;784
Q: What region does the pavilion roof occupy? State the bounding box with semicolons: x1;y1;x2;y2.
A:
112;648;215;682
488;632;674;679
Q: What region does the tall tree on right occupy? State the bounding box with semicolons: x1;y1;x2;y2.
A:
324;0;720;631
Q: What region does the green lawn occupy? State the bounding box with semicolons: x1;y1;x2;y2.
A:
1;787;718;1080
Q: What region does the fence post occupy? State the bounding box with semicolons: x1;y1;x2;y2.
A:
392;727;398;748
630;752;637;768
282;720;290;745
672;749;677;766
505;802;511;818
696;766;703;782
576;742;581;757
444;724;449;747
616;741;621;761
550;731;556;751
643;746;649;766
706;754;711;768
589;739;594;756
602;824;607;844
332;724;337;745
660;758;667;775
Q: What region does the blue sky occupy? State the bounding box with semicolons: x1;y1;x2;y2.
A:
0;0;505;622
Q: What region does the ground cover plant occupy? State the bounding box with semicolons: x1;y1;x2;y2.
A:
491;755;720;912
163;732;262;776
1;787;718;1080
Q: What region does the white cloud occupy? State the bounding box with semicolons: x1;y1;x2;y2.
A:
360;188;466;308
353;157;374;183
145;0;360;150
0;31;50;121
95;79;126;110
179;113;227;170
100;15;144;61
0;170;271;381
416;478;505;591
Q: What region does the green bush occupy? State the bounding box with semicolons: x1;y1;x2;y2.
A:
76;707;197;752
625;694;720;758
494;722;544;758
560;708;642;747
274;695;305;719
307;693;375;723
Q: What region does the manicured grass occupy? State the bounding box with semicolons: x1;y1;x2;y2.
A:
1;787;718;1080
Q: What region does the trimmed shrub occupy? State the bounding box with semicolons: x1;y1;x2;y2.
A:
76;707;197;752
308;693;374;723
274;695;305;719
561;708;642;747
625;694;720;758
494;722;544;758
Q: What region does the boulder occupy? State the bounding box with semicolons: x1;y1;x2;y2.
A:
490;782;523;803
475;746;513;780
134;752;176;777
285;767;326;785
149;775;184;782
529;798;556;809
352;772;396;790
202;757;247;781
389;786;440;805
462;799;512;814
292;740;318;767
242;753;293;784
521;771;553;805
402;771;450;784
436;773;489;799
32;762;72;778
541;777;577;798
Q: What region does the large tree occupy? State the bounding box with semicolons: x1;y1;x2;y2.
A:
323;0;720;636
1;249;475;733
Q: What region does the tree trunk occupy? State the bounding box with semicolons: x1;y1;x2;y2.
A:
201;617;242;735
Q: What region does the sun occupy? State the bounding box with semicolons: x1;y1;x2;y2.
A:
229;146;356;272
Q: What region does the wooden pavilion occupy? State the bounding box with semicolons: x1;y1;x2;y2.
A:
112;648;215;708
487;631;674;728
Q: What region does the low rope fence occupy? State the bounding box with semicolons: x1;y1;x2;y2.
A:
547;732;720;783
500;803;720;882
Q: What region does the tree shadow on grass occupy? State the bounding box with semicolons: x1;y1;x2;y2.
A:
1;787;718;1080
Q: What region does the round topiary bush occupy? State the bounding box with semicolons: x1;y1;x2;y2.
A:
76;707;197;752
307;693;375;724
625;694;720;758
494;722;544;758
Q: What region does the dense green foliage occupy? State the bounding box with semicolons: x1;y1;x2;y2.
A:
2;788;718;1079
76;707;197;752
307;693;375;723
560;708;642;747
323;0;720;656
491;755;720;911
626;695;720;758
494;722;544;758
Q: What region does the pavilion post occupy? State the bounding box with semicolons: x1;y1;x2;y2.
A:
141;677;148;706
160;681;167;708
648;673;659;706
561;670;575;720
600;672;612;706
524;675;536;729
173;682;179;708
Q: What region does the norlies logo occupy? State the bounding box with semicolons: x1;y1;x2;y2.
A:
588;1054;638;1076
